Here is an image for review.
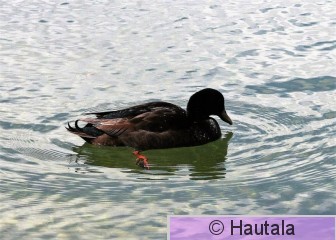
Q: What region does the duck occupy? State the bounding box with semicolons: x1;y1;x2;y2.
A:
66;88;232;169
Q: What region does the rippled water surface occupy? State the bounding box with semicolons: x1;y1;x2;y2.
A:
1;0;335;239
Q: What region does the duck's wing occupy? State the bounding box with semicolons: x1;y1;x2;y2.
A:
83;102;187;133
84;118;131;135
67;102;187;141
84;102;180;119
129;105;188;132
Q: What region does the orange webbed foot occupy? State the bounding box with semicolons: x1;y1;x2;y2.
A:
133;150;150;170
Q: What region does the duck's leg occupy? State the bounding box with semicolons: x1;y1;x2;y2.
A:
133;150;150;170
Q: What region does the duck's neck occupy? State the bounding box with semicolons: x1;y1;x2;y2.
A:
187;111;209;122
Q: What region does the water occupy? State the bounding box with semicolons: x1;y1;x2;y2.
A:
0;0;335;239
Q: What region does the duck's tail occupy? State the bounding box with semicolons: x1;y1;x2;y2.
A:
66;120;103;143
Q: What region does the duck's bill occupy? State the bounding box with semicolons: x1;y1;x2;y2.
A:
220;110;233;125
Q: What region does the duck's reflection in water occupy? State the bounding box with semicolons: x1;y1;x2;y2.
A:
72;132;233;180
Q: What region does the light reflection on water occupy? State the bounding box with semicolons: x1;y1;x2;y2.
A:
0;0;335;239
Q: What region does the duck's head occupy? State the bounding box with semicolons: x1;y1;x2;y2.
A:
187;88;233;125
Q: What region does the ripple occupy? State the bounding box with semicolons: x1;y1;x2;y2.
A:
289;19;318;27
295;40;336;51
246;76;336;94
4;130;76;163
226;98;335;192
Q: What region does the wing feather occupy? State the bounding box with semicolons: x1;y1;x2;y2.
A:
84;102;181;119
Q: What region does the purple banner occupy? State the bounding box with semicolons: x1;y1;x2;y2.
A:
169;216;335;240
